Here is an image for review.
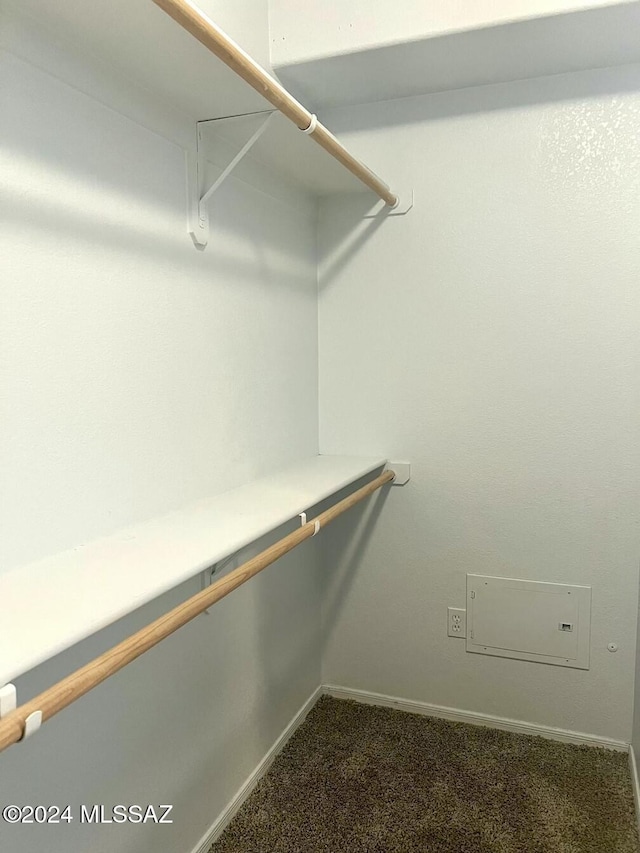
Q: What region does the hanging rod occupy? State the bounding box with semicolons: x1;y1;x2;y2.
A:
0;469;394;754
151;0;398;207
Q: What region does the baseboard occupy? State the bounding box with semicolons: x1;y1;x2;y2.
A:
189;681;629;852
323;684;628;752
629;745;640;839
189;686;322;853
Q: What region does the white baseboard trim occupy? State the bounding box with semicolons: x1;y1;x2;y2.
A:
323;684;629;752
189;686;322;853
629;745;640;839
189;682;630;853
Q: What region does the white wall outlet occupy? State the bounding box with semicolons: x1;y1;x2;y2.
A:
448;607;467;638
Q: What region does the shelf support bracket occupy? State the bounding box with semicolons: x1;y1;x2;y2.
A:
189;112;275;248
0;684;17;718
0;683;41;740
200;566;216;614
200;550;238;614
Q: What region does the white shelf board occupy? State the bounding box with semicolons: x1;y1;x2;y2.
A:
0;455;387;686
3;0;270;122
4;2;384;204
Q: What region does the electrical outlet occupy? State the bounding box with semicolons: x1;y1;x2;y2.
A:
448;607;467;638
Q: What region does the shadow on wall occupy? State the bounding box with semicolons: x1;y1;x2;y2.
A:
320;478;392;648
316;195;393;291
320;63;640;134
252;534;322;746
0;520;323;852
0;169;314;293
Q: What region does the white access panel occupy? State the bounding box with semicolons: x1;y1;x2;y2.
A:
466;574;591;670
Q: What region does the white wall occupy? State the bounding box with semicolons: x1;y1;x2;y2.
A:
3;14;640;853
318;65;640;742
633;592;640;755
0;19;320;853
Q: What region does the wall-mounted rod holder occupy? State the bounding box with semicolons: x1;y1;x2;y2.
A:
298;512;319;534
364;191;414;218
0;685;41;740
389;461;410;485
23;712;42;740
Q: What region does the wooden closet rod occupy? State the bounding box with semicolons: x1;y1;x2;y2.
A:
151;0;398;207
0;469;394;754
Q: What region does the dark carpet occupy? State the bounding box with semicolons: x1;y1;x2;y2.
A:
210;696;639;853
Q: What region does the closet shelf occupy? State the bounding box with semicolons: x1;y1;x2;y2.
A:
7;0;413;245
0;455;387;686
152;0;397;208
190;110;413;246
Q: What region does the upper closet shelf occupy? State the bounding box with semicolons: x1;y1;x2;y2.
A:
0;455;388;687
149;0;413;246
5;0;413;245
153;0;397;198
190;109;413;246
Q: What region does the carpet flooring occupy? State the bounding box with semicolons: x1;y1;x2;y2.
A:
211;696;639;853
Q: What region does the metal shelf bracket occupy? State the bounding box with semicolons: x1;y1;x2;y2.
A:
189;112;275;248
0;684;17;718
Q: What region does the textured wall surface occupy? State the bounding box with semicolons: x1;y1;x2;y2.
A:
0;33;320;853
318;66;640;742
3;9;640;853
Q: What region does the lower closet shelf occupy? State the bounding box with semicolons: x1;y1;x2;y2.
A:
0;455;386;686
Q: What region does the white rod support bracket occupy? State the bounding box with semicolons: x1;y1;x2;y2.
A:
299;512;319;535
389;190;413;215
0;684;17;718
22;711;42;740
300;114;318;135
201;565;216;614
189;112;276;248
364;189;414;219
388;461;411;485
